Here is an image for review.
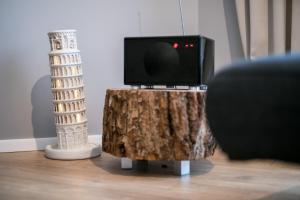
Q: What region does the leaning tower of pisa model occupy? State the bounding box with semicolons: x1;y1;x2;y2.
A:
46;29;101;160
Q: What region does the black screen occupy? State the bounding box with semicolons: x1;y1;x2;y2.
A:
124;35;214;86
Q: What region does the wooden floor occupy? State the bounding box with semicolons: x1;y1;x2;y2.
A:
0;150;300;200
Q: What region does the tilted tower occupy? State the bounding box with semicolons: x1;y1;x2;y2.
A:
46;29;100;160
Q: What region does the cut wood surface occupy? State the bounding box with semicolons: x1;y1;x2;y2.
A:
102;89;216;160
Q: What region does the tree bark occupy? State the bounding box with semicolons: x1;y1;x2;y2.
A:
102;89;216;160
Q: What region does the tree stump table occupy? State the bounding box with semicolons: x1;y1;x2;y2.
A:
102;88;216;175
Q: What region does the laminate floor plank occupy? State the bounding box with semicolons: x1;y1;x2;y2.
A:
0;150;299;200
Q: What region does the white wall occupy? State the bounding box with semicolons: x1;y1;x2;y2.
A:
0;0;200;139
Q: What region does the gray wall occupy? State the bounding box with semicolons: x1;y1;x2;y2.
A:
0;0;201;139
198;0;243;72
0;0;241;140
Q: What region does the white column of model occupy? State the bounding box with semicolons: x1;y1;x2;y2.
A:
46;30;101;160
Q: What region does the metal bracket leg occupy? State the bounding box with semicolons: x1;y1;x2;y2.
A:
174;160;190;176
121;157;133;169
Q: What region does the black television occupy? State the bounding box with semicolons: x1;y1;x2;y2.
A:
124;35;214;86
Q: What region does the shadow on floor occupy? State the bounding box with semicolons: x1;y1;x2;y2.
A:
91;152;214;178
256;185;300;200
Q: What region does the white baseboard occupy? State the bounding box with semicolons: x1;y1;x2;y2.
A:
0;134;101;153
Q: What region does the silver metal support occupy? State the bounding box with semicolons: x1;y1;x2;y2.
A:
145;85;154;89
189;86;200;91
200;85;208;91
174;160;190;176
121;157;133;169
153;85;166;89
175;86;190;90
178;0;185;35
131;85;141;89
189;85;207;91
166;85;176;89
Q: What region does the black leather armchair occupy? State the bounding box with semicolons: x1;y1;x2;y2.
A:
206;54;300;163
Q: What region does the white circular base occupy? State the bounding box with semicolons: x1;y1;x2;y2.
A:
45;143;101;160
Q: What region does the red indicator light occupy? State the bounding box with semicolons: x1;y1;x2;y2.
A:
185;44;189;48
172;43;179;49
190;43;194;48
